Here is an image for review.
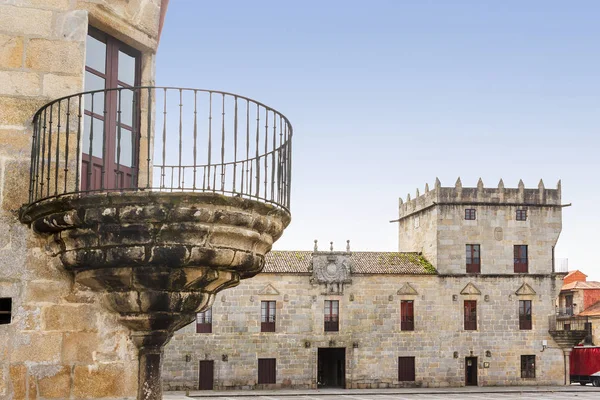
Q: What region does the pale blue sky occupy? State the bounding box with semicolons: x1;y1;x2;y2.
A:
157;1;600;279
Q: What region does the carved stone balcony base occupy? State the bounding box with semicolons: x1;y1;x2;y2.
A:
20;191;290;400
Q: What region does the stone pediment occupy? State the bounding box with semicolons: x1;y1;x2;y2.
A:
257;283;279;296
515;283;536;296
397;283;418;295
460;282;481;295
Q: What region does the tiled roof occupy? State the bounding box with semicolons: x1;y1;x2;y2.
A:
263;251;436;275
561;281;600;291
579;301;600;317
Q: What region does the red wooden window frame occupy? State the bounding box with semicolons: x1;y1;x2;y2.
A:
466;244;481;273
261;301;276;332
465;209;476;220
516;209;527;221
83;26;141;191
324;300;339;332
519;300;532;330
514;245;528;273
400;300;414;331
398;357;416;381
464;300;477;330
196;308;212;333
520;355;535;378
258;358;276;384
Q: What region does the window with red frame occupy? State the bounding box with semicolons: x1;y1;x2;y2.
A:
514;245;528;273
196;308;212;333
464;300;477;330
466;244;481;273
324;300;339;332
261;301;276;332
465;209;476;220
519;300;532;330
400;300;414;331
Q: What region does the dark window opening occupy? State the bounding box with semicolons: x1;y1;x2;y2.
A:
261;301;276;332
324;300;339;332
514;245;528;273
258;358;276;384
519;300;532;330
398;356;416;381
466;244;481;273
401;300;414;331
521;355;535;378
0;298;11;325
196;308;212;333
464;300;477;330
465;209;476;220
516;209;527;221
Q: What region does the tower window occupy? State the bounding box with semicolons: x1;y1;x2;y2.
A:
465;209;476;220
516;209;527;221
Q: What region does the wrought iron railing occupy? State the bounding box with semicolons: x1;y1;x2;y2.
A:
26;87;293;211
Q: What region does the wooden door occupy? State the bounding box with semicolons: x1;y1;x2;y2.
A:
199;360;214;390
465;357;478;386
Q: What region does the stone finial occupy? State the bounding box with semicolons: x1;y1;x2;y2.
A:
406;193;411;201
477;178;484;191
330;242;333;252
538;179;545;190
425;183;429;193
314;240;318;252
399;197;403;205
557;179;562;194
416;188;420;197
498;179;504;190
435;177;441;190
518;179;525;190
455;177;462;189
346;240;350;252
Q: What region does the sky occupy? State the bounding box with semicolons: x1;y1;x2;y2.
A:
157;1;600;280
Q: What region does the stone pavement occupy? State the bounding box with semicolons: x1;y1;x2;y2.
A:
164;386;598;400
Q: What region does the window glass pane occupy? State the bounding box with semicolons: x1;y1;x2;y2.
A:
86;35;106;73
84;72;105;114
115;128;133;167
473;246;480;257
118;51;136;86
118;87;134;126
82;115;104;158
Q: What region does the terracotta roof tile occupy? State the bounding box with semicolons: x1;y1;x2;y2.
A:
263;251;436;275
561;281;600;291
579;301;600;317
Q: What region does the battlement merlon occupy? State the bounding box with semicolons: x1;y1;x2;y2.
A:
394;178;564;221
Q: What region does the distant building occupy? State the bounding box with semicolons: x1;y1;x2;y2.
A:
163;179;575;390
557;270;600;345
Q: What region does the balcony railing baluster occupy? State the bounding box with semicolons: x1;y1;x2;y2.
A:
23;87;292;214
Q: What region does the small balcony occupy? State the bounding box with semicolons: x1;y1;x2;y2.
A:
19;87;293;399
548;315;590;348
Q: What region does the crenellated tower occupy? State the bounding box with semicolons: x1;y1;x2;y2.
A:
396;178;563;275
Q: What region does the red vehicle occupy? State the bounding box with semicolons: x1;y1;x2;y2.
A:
570;346;600;386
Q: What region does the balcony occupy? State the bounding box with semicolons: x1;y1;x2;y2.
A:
18;87;293;400
548;315;590;348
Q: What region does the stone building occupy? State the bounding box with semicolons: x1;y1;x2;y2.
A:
0;1;294;399
556;270;600;345
163;180;574;390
